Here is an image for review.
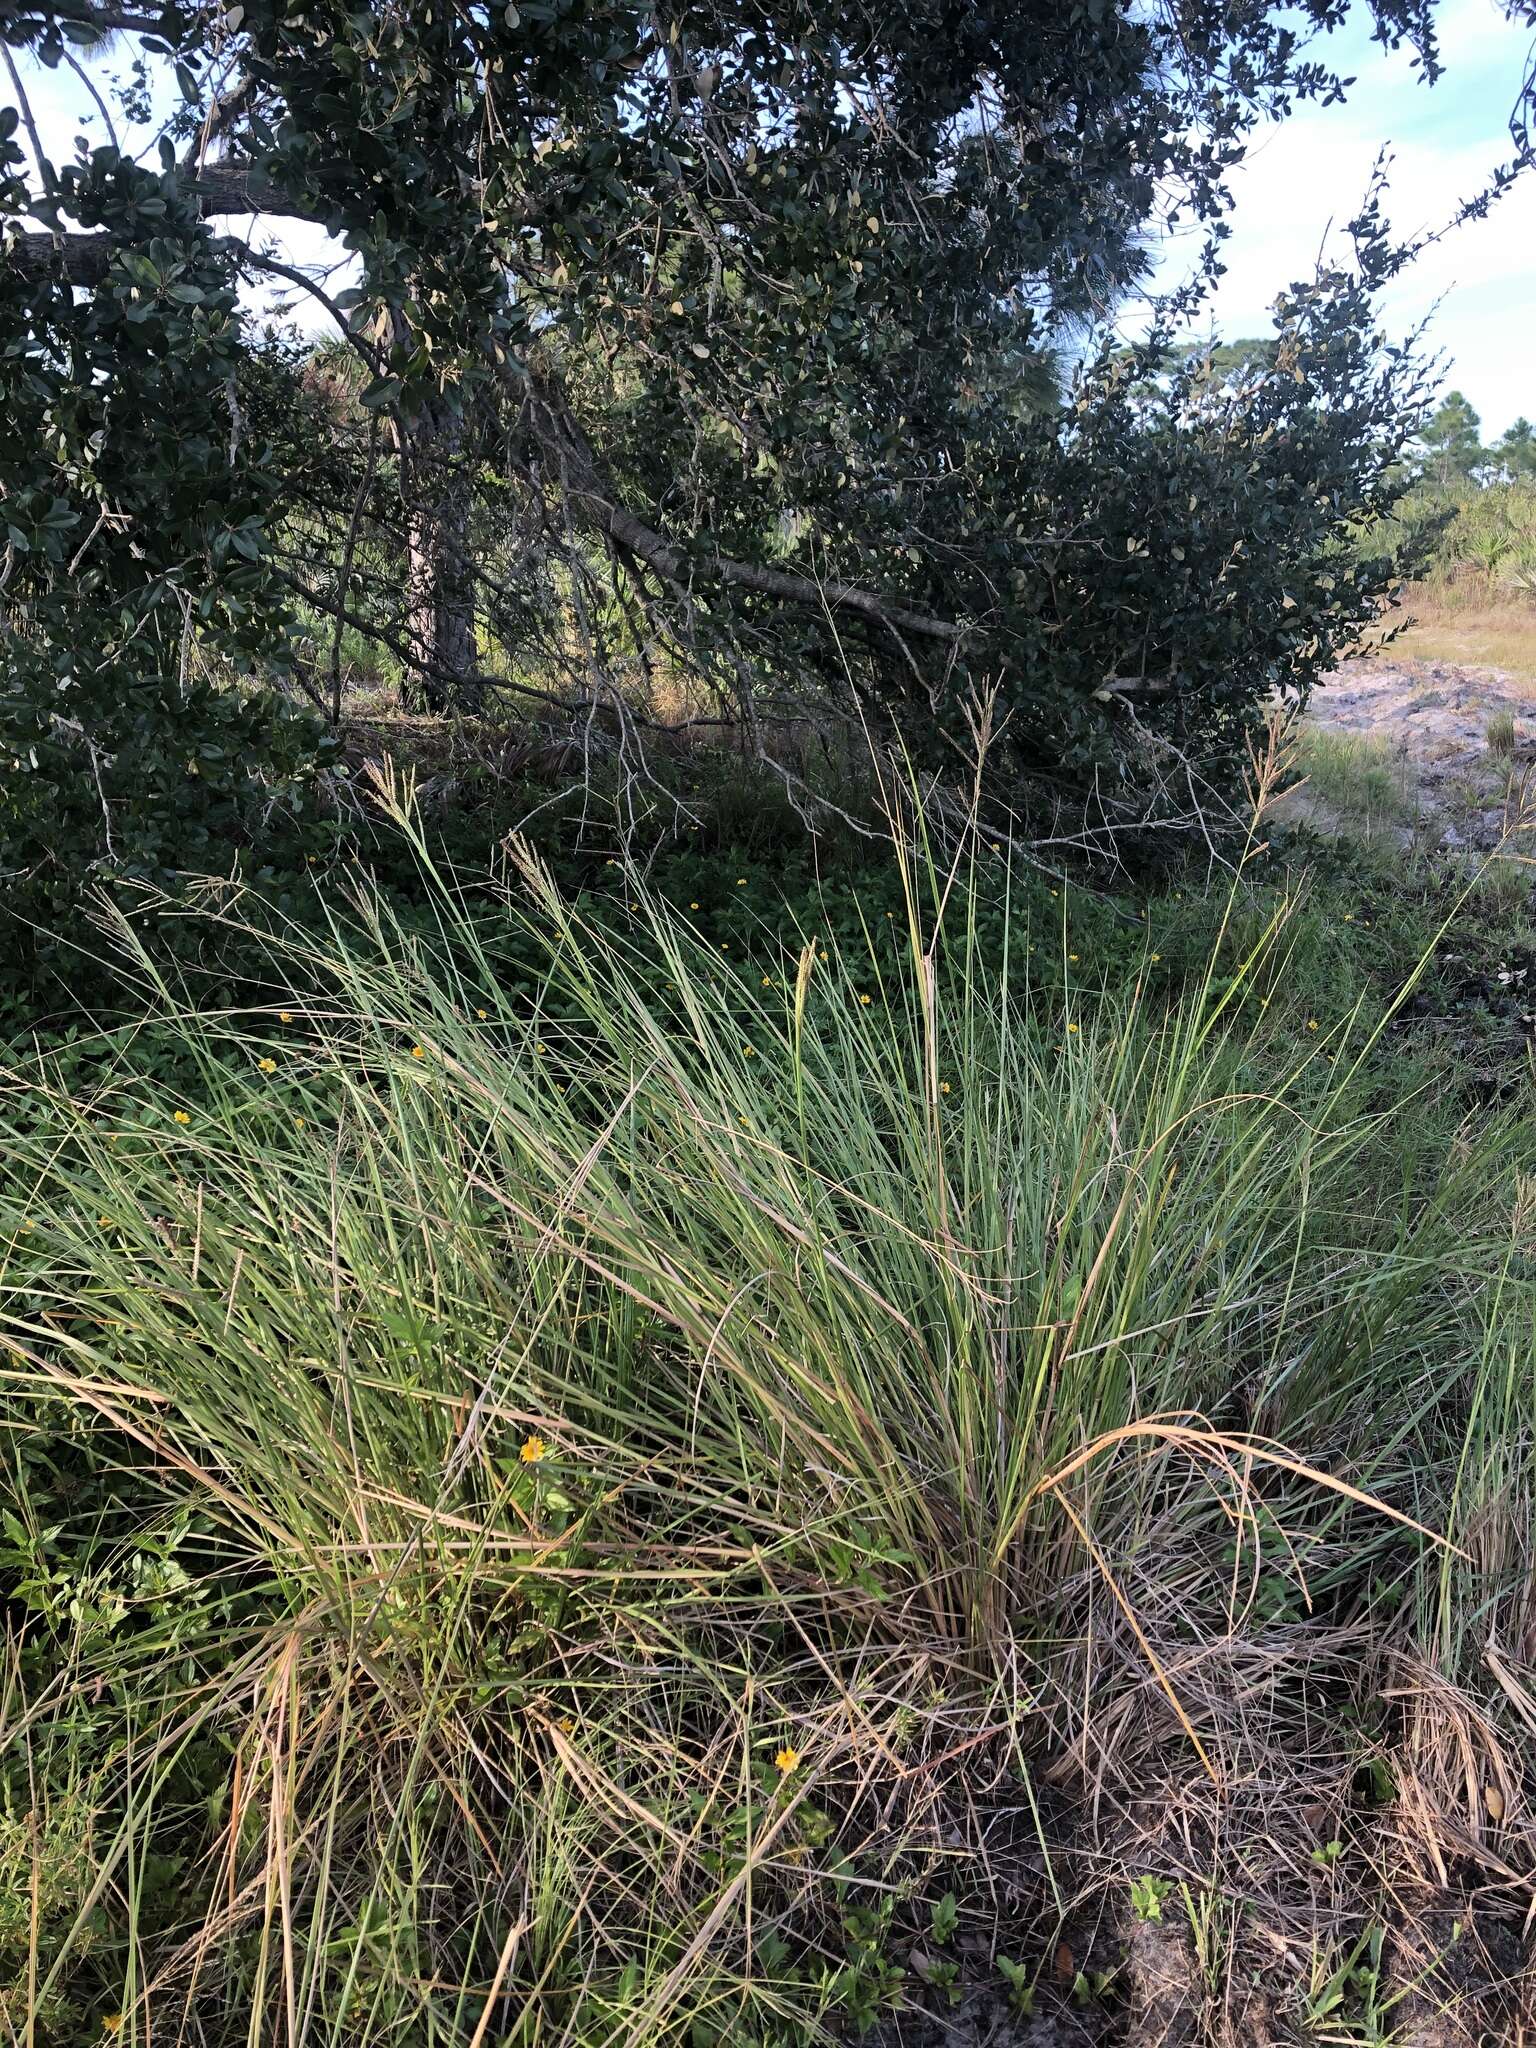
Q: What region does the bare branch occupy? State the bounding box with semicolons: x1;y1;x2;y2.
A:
239;249;383;372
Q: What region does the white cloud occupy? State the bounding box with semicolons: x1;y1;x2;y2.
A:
1149;0;1536;437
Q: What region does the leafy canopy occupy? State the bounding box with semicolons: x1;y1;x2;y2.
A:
0;0;1533;973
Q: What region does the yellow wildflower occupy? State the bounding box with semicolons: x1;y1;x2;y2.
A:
775;1746;800;1774
736;877;747;887
294;1117;306;1130
1067;1022;1079;1035
258;1057;276;1074
520;1434;547;1465
279;1011;293;1024
690;900;700;909
173;1110;190;1125
860;993;872;1006
940;1081;951;1095
476;1007;487;1019
1306;1019;1319;1032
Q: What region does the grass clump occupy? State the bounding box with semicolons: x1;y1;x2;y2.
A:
1487;706;1518;758
1291;727;1419;829
3;791;1536;2044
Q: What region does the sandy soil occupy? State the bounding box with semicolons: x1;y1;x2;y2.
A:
1285;654;1534;850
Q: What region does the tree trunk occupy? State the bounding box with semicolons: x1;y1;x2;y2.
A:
401;390;475;713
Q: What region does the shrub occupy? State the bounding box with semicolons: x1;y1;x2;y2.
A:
0;128;335;1000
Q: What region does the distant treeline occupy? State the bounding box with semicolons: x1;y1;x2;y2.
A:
1387;389;1536;599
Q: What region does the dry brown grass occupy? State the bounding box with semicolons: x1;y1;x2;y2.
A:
1388;584;1536;687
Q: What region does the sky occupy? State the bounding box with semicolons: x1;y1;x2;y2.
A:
11;0;1536;440
1151;0;1536;439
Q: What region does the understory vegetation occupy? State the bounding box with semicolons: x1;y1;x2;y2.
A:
8;1;1536;2040
6;746;1536;2044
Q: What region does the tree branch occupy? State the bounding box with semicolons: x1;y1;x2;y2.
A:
7;158;551;287
8;162;325;285
7;3;175;36
524;373;965;646
239;249;384;371
9;228;117;283
186;159;308;219
182;73;257;174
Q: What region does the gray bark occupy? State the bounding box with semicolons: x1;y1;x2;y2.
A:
401;390;475;713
